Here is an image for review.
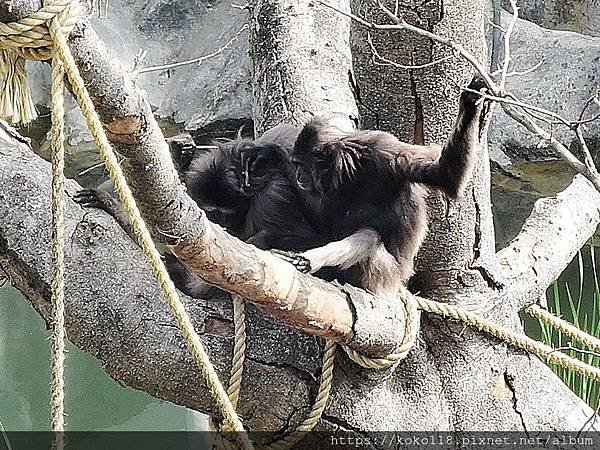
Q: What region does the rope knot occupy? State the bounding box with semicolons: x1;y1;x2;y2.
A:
0;0;82;123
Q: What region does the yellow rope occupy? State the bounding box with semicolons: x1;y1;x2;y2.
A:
264;340;336;450
0;3;252;448
48;7;66;450
228;295;247;409
415;296;600;382
51;22;253;450
223;297;336;450
526;304;600;353
0;0;81;123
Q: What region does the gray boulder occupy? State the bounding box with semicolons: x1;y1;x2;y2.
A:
502;0;600;36
28;0;252;152
489;13;600;165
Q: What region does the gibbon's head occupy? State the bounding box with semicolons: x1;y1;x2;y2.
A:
234;142;288;195
215;140;255;197
292;115;358;195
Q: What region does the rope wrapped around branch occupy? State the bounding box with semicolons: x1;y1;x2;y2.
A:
0;0;81;123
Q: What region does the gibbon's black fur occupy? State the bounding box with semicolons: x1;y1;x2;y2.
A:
162;124;331;297
76;77;485;299
182;123;325;250
75;125;327;298
281;76;486;296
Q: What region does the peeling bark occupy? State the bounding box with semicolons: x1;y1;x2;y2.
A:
0;0;597;437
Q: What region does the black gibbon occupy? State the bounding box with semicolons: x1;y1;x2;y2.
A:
77;77;485;299
182;124;325;251
167;124;332;297
277;76;486;297
76;124;328;298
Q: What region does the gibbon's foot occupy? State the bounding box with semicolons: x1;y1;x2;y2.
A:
271;249;312;273
74;188;114;211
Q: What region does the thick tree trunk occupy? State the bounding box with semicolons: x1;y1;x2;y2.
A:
0;0;597;444
250;0;359;134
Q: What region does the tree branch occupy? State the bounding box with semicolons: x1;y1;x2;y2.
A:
497;175;600;310
0;122;316;428
0;0;409;359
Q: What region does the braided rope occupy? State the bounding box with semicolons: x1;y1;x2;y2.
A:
48;7;66;450
221;297;336;450
0;0;82;123
264;340;336;450
0;2;252;448
228;295;247;409
526;304;600;353
212;295;248;449
343;294;420;370
0;0;80;51
415;296;600;382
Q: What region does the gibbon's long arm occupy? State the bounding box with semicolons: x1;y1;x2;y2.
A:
395;77;485;198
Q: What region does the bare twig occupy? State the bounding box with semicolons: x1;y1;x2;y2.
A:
553;344;600;359
367;32;452;70
578;87;600;124
78;160;105;177
506;61;543;77
318;1;497;90
500;0;519;91
463;88;573;128
575;126;600;180
135;25;248;76
319;0;600;192
485;15;506;34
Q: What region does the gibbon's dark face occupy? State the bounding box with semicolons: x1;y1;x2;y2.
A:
292;146;335;195
237;143;285;195
221;144;251;197
292;125;336;195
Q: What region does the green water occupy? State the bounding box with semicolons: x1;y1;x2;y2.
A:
0;283;206;432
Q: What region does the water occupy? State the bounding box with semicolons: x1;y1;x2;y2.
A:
1;156;597;432
0;283;206;432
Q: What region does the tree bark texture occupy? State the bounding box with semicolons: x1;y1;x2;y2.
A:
250;0;358;134
0;0;598;440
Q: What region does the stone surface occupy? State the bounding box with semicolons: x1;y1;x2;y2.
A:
27;0;252;150
489;13;600;165
502;0;600;36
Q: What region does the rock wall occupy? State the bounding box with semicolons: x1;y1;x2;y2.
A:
27;0;252;151
502;0;600;36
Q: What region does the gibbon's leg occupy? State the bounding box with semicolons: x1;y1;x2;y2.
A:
360;240;408;297
273;228;382;273
274;228;405;296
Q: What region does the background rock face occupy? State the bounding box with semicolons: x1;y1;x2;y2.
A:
28;0;252;150
502;0;600;36
488;12;600;166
